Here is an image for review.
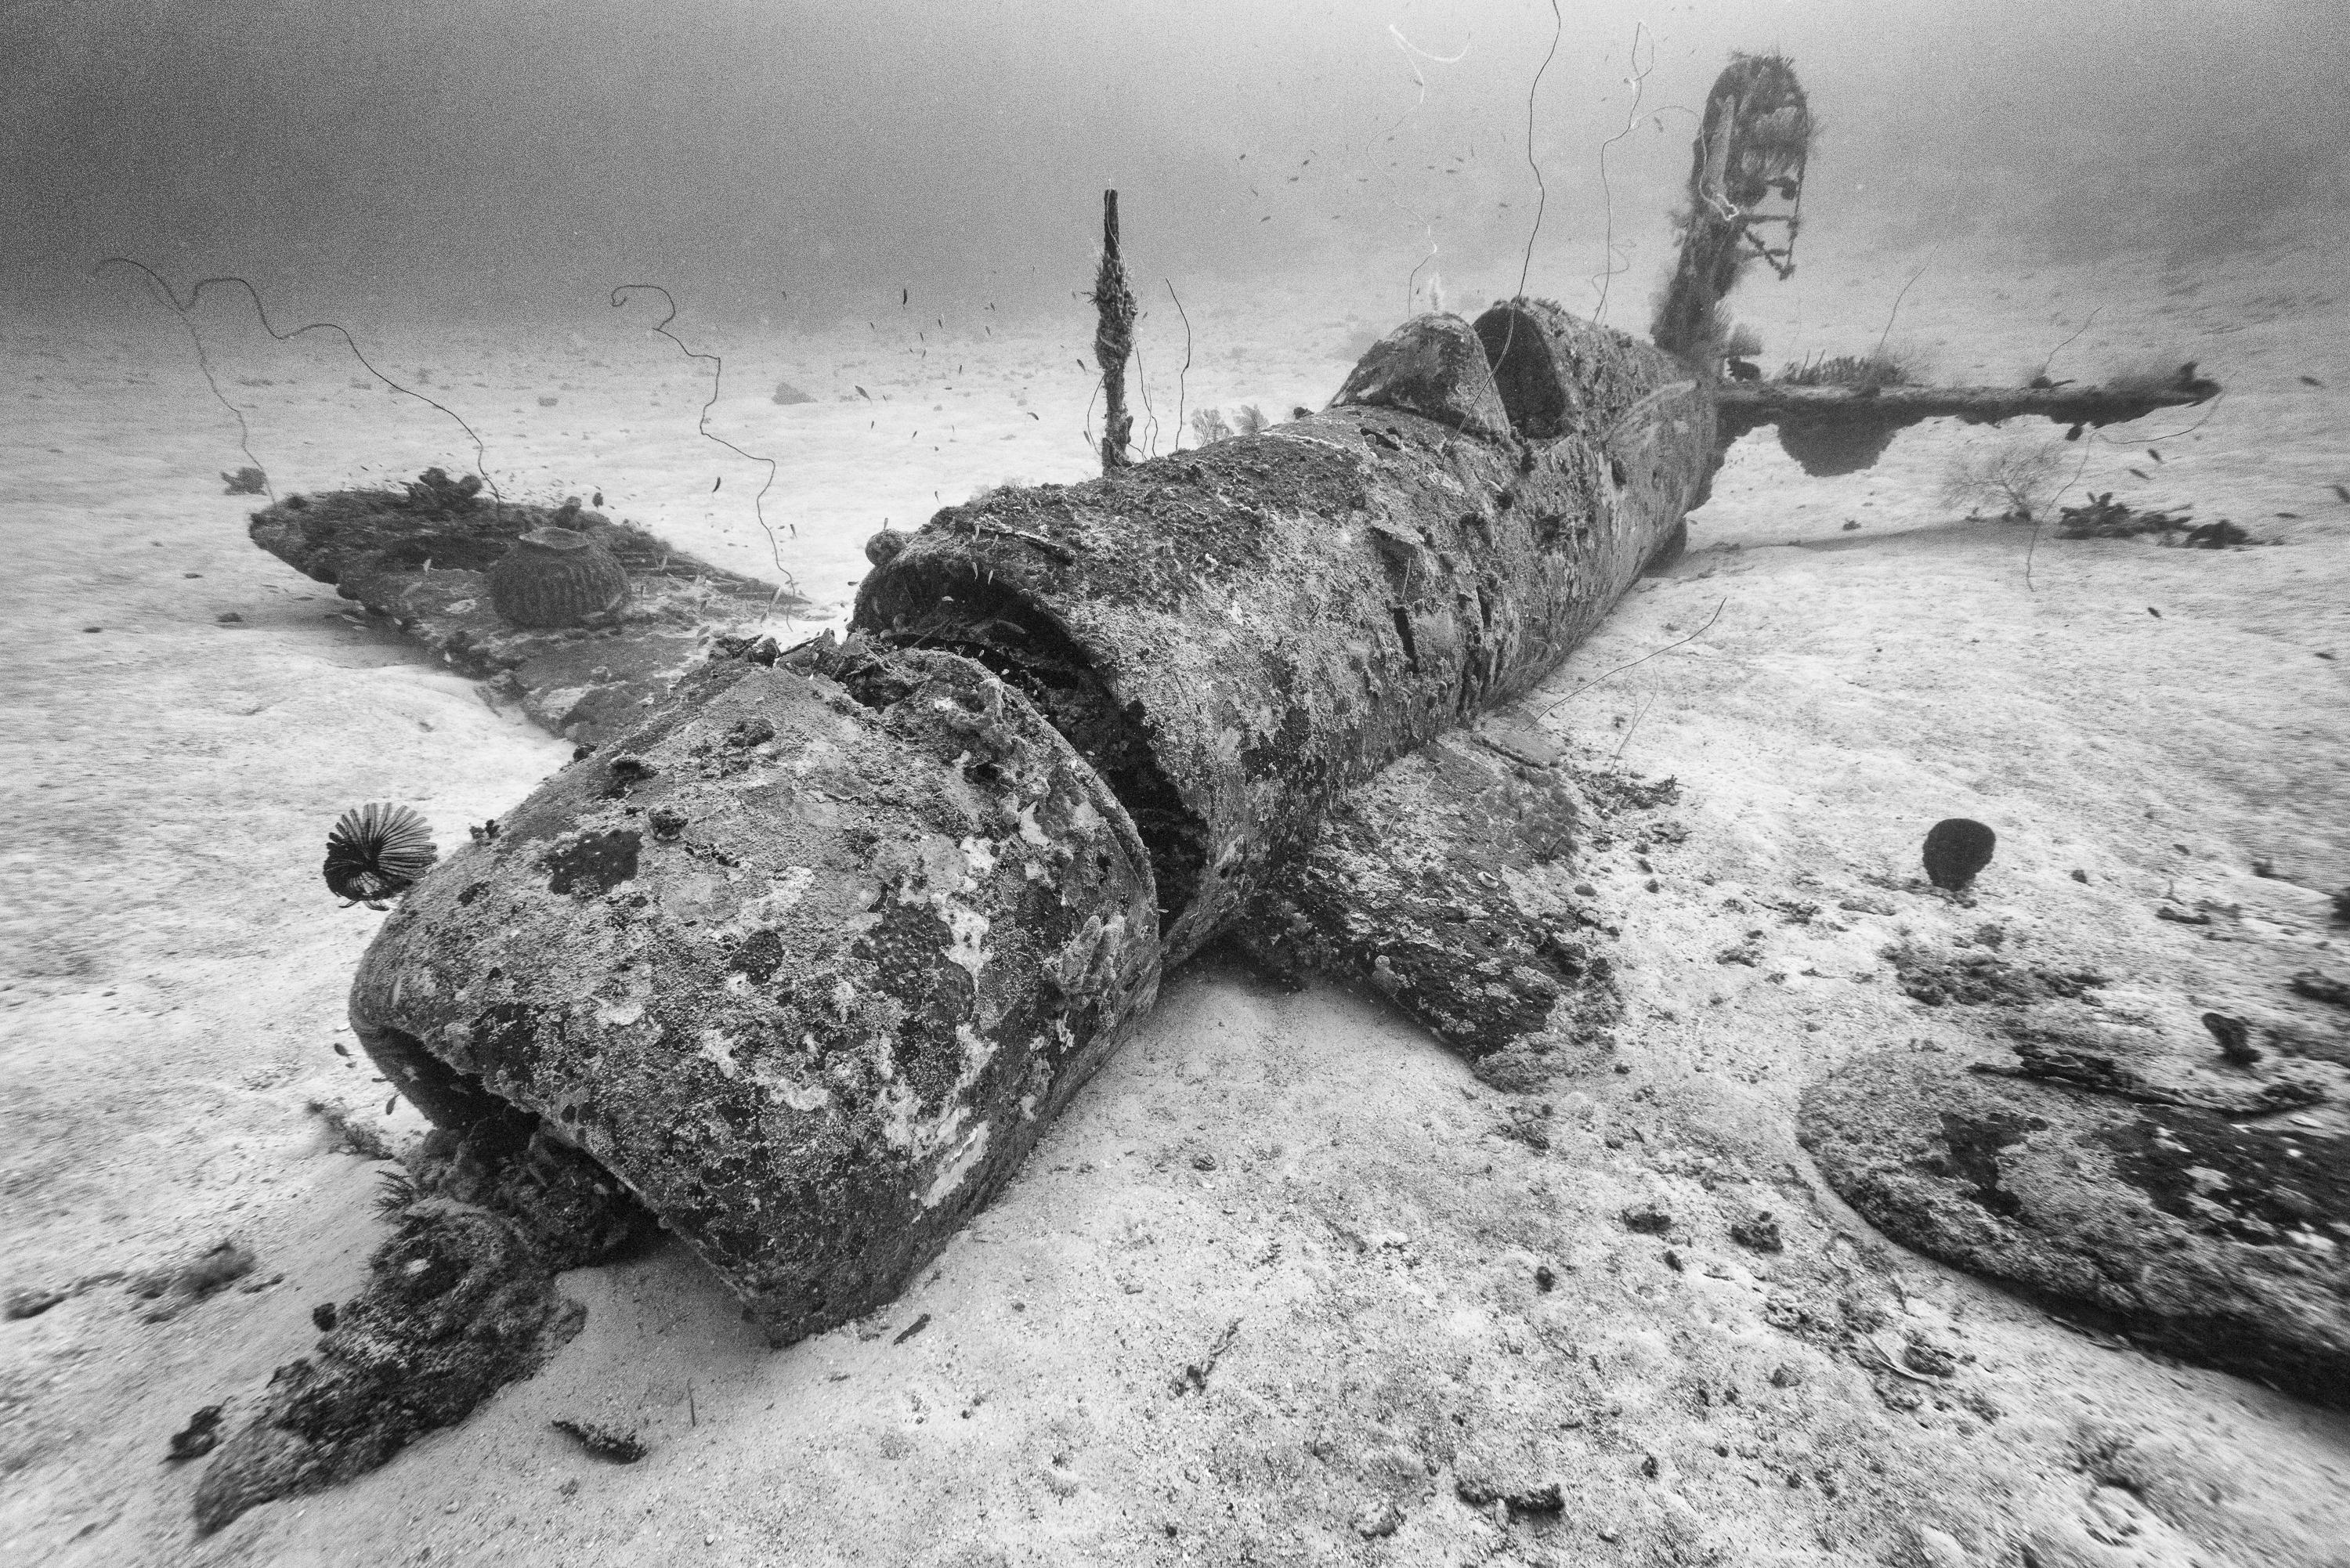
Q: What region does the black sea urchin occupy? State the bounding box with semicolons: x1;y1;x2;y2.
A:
324;803;439;905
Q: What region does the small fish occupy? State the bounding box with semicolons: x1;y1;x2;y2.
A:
855;386;870;400
385;1096;398;1116
1026;411;1039;421
2149;448;2162;462
901;288;909;307
2335;483;2350;503
2148;607;2162;619
2301;375;2325;388
713;477;722;493
2277;511;2301;518
2128;467;2149;479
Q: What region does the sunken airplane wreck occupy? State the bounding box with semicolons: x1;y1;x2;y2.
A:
203;52;2229;1525
342;55;2211;1344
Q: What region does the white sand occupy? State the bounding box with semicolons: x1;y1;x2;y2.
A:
4;224;2348;1565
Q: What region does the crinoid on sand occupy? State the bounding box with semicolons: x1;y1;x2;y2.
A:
323;804;439;906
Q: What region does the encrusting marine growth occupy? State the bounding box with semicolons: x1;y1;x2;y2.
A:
193;52;2273;1532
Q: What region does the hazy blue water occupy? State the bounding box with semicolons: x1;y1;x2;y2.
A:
5;0;2345;330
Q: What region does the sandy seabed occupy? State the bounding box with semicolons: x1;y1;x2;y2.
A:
4;222;2348;1566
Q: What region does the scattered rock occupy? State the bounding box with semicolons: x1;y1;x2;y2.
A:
551;1419;647;1463
168;1406;225;1462
1902;1341;1959;1378
1353;1499;1403;1539
537;395;559;407
1171;1319;1242;1395
1800;1048;2350;1405
310;1301;338;1331
221;467;268;496
770;380;817;406
2290;969;2349;1007
863;529;906;569
1730;1211;1784;1252
132;1241;256;1316
1454;1473;1564;1516
1885;944;2106;1008
1620;1203;1673;1235
4;1286;68;1321
1496;1104;1552;1151
2197;1012;2261;1067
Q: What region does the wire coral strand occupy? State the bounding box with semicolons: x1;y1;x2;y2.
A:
609;284;794;599
1164;279;1194;450
93;260;501;500
1493;0;1563;378
1590;23;1657;323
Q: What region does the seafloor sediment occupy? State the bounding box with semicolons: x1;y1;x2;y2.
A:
5;227;2348;1564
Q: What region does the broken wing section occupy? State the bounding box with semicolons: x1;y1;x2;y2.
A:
1236;724;1620;1091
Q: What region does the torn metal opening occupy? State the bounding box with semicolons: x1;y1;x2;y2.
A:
859;561;1209;937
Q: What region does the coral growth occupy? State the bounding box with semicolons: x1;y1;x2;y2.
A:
1778;347;1925;390
1939;436;2069;522
1189;406;1235;445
